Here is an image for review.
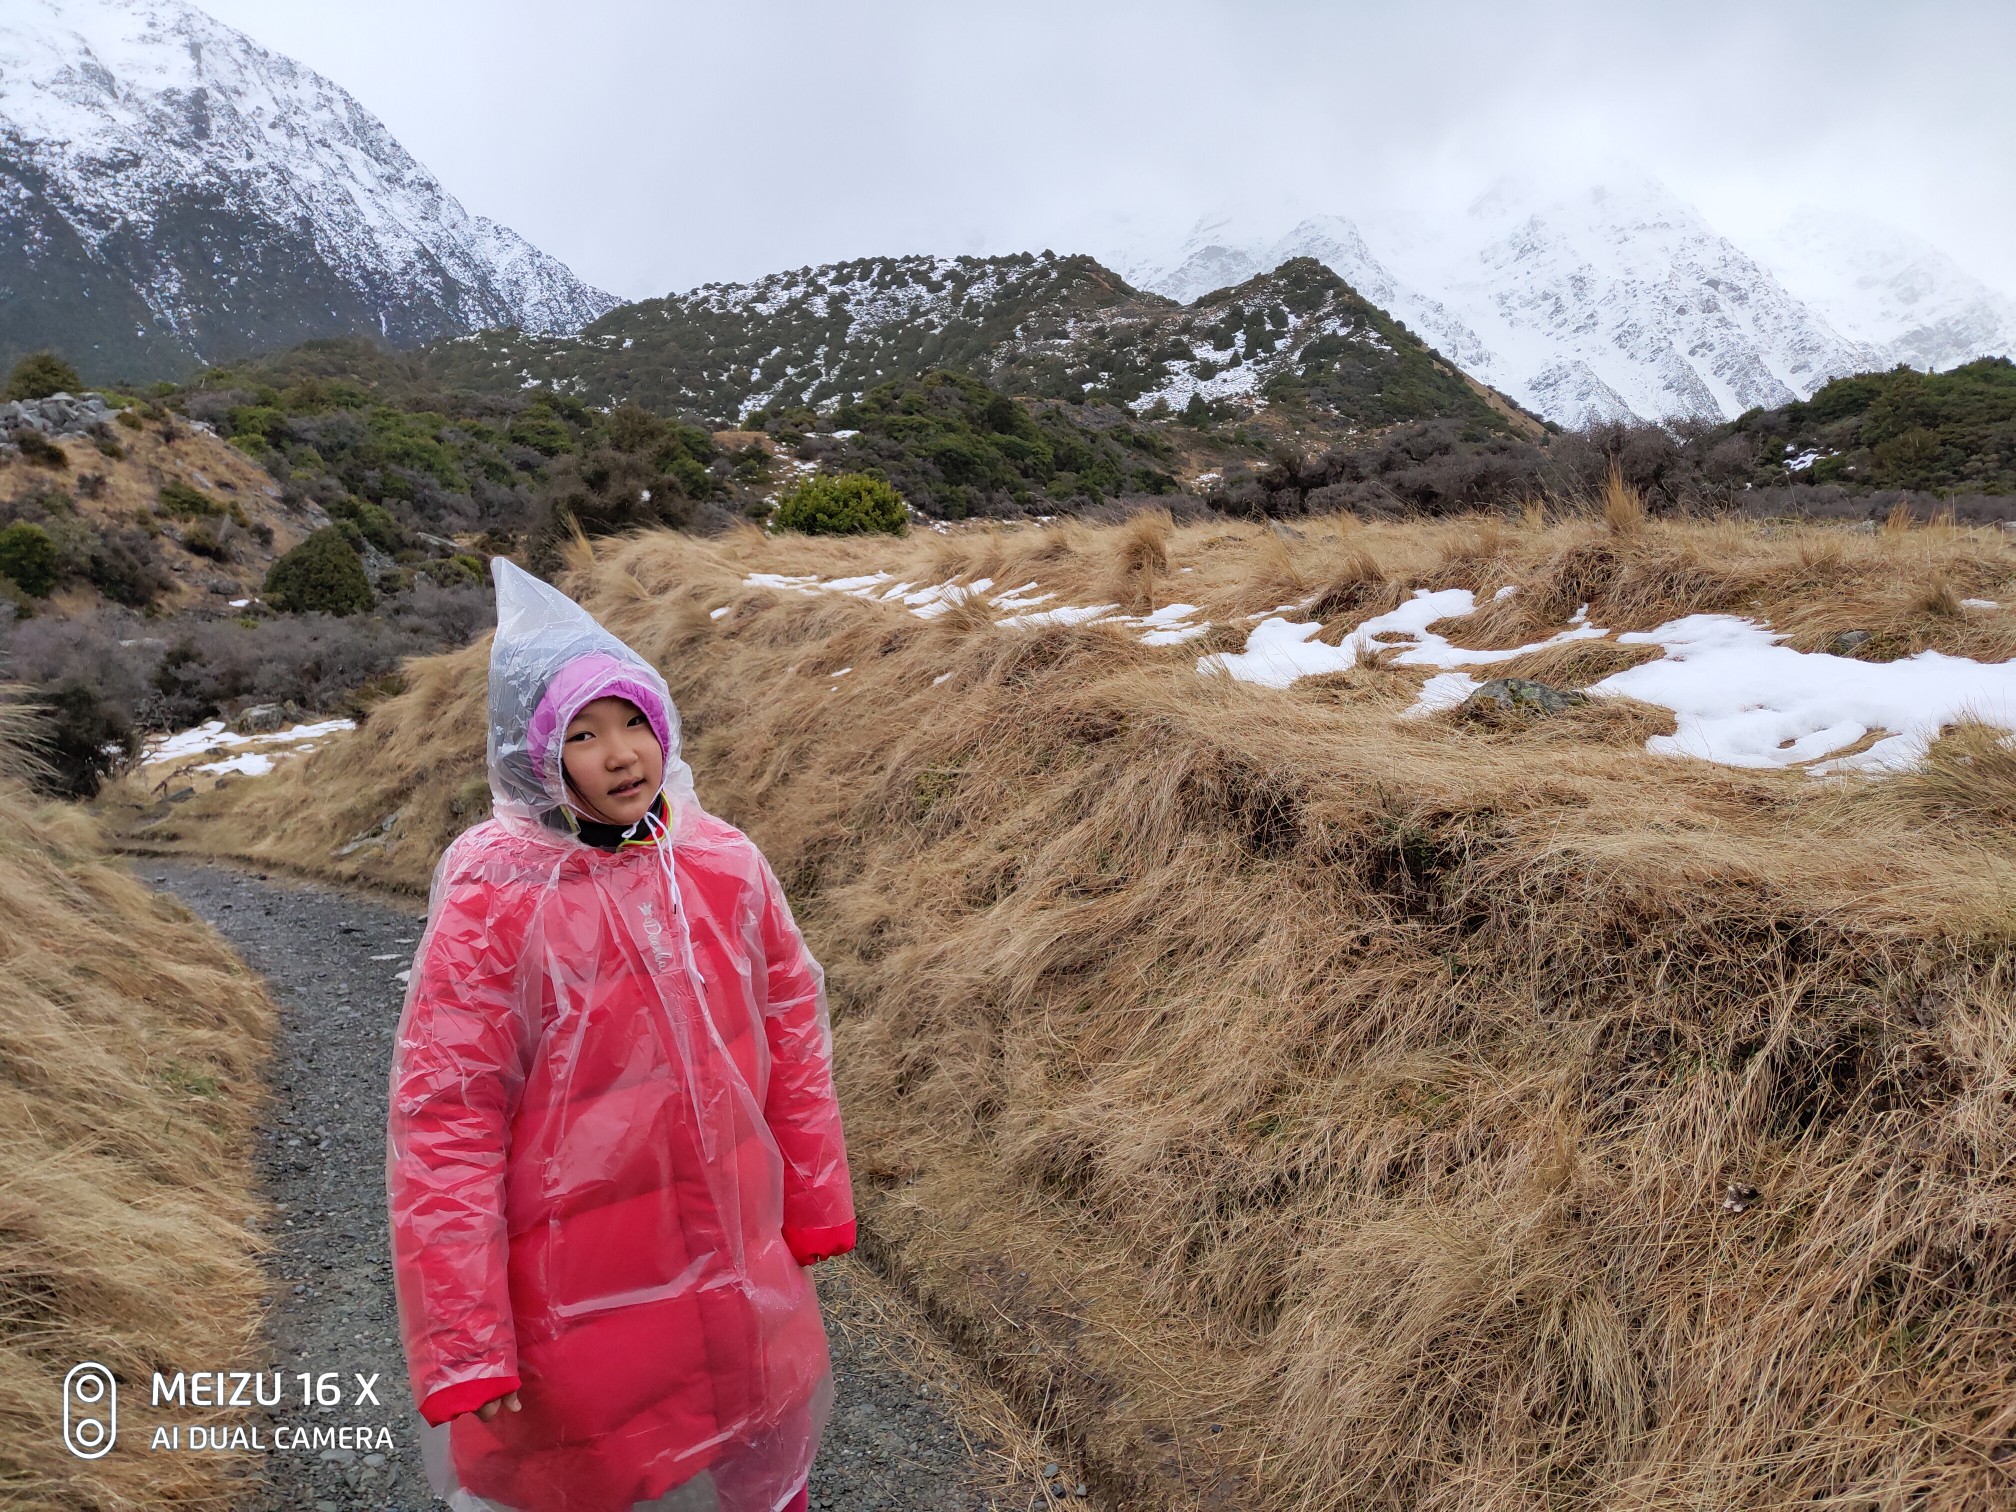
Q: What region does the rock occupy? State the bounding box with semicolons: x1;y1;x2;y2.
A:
1460;678;1587;718
1721;1181;1760;1214
1825;629;1872;657
232;702;289;734
332;807;404;858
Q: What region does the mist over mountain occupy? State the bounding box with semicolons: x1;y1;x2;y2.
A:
1109;176;2016;428
0;0;615;382
1752;210;2016;377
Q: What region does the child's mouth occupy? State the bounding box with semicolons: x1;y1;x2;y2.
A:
609;777;644;797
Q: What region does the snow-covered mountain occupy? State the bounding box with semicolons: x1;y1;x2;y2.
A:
0;0;617;380
1751;211;2016;376
1114;177;1895;427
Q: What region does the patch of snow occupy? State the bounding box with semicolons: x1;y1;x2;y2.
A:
709;605;732;619
142;716;355;766
998;603;1122;629
743;572;821;593
1203;589;1606;690
1594;614;2016;772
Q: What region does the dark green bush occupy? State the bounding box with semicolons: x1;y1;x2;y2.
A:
28;679;135;799
13;430;67;467
4;351;82;402
156;479;222;518
772;473;908;535
328;495;402;553
0;522;59;596
264;526;373;615
181;520;232;561
508;404;574;457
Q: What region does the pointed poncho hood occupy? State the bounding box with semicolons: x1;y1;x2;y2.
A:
483;556;699;838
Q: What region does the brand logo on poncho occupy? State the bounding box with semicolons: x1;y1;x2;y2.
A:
635;899;679;976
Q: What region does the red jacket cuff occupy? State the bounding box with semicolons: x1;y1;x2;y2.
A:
419;1373;520;1426
783;1219;856;1265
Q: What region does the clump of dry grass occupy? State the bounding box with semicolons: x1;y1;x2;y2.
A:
1488;639;1666;687
1601;460;1645;537
0;686;278;1510
122;516;2016;1511
1106;507;1173;613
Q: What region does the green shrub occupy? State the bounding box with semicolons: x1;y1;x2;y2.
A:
508;404;574;457
418;552;485;587
115;408;145;432
772;472;908;535
0;522;59;596
156;479;222;518
264;526;373;615
328;495;402;553
180;520;231;561
13;430;67;467
227;403;288;448
4;351;82;402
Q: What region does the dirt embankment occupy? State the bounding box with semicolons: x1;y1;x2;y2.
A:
0;702;279;1511
114;510;2016;1509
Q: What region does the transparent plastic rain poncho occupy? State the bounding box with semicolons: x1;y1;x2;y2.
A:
387;558;855;1512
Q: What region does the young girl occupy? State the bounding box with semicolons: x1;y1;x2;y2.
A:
387;558;854;1512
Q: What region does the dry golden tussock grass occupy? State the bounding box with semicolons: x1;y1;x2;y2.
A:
113;511;2016;1509
0;687;279;1511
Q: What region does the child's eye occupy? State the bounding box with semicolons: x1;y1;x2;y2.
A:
628;713;646;726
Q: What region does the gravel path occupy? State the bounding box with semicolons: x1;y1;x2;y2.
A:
142;859;1049;1512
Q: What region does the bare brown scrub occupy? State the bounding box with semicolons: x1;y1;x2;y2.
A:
2;692;279;1510
114;510;2016;1509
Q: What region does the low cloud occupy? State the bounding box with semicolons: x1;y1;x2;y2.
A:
196;0;2016;299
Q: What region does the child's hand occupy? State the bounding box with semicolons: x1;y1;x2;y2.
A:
473;1390;522;1422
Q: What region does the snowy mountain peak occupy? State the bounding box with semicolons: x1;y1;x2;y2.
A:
1751;210;2016;375
1111;174;1931;427
0;0;616;379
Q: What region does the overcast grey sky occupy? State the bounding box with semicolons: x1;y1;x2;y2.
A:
197;0;2016;302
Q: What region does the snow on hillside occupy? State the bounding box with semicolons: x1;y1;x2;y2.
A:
733;568;2016;778
1115;176;1897;427
1752;210;2016;375
0;0;615;357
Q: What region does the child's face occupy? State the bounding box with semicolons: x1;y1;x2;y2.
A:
560;696;664;827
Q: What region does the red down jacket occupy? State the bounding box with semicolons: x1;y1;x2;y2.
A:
387;559;854;1512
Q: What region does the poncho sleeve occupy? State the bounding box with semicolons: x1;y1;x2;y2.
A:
752;849;856;1264
387;843;537;1424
